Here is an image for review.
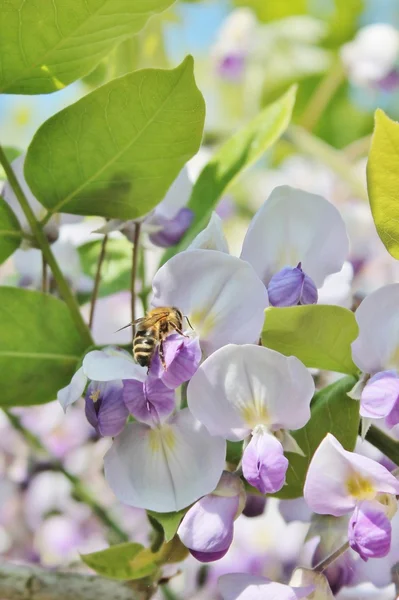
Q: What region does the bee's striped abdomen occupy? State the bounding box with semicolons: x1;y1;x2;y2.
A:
133;330;156;367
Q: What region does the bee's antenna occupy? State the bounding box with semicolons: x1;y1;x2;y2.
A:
185;315;194;330
114;323;132;333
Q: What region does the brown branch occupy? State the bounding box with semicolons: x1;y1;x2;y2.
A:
0;562;154;600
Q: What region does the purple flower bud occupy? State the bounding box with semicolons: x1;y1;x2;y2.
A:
268;263;318;307
123;377;176;426
85;381;128;437
348;501;392;561
242;428;288;494
377;68;399;92
217;54;246;81
149;208;194;248
242;494;267;517
149;334;202;389
178;471;245;563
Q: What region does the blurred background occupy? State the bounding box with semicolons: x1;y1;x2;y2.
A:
1;1;399;598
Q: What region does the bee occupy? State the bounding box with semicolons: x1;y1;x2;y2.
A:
118;307;188;370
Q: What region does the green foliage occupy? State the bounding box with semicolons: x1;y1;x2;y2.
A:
0;287;88;406
0;0;175;94
234;0;307;21
81;537;188;580
147;509;187;543
367;110;399;259
273;375;360;499
262;305;359;375
161;86;296;264
78;238;131;299
24;56;205;222
0;199;22;264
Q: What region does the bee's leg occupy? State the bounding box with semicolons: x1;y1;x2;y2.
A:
159;340;167;370
174;326;190;338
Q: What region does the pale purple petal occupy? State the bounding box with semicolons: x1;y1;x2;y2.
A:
188;344;314;441
151;250;268;356
242;430;288;494
85;381;128;437
218;573;313;600
178;494;238;562
360;371;399;422
352;284;399;374
57;367;87;412
149;208;193;247
240;186;349;288
149;334;202;389
104;408;226;511
304;434;399;517
83;349;146;382
348;501;392;561
123;378;176;425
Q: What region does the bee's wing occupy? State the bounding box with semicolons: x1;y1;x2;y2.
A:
114;317;144;333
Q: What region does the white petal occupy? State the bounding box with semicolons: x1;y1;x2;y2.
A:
187;212;229;252
218;574;311;600
151;250;268;356
187;344;314;441
240;186;349;287
57;367;87;412
83;350;146;382
352;284;399;373
104;408;226;511
93;219;126;234
317;262;353;308
154;166;192;220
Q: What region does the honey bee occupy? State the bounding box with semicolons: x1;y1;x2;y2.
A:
118;307;187;370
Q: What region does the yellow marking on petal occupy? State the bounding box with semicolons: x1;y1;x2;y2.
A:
148;428;162;453
376;492;397;519
241;402;269;429
162;425;176;451
148;425;176;454
387;344;399;369
190;310;216;339
346;473;376;501
89;389;101;403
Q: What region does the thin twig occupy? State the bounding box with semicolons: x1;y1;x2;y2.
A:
313;541;350;572
131;223;141;340
3;409;128;543
41;253;48;293
366;425;399;467
299;61;345;132
89;234;108;329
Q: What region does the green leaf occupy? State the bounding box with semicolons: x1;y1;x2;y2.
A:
0;0;175;94
24;57;205;221
81;542;156;581
0;287;88;406
78;238;131;299
160;85;296;265
234;0;307;21
262;305;359;375
147;509;187;543
0;199;22;264
367;109;399;259
273;375;360;499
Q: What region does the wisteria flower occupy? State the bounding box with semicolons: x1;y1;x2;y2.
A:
151;249;268;356
188;344;314;493
218;573;313;600
341;24;399;90
178;471;246;562
351;284;399;430
85;381;128;437
79;347;226;512
304;434;399;560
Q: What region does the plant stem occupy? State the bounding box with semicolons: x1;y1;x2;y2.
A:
299;61;345;132
366;425;399;467
41;253;48;293
131;223;141;338
138;244;149;314
314;541;350;572
3;408;128;543
89;234;108;329
0;144;92;347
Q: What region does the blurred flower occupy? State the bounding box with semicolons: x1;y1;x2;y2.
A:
348;501;391;561
178;471;246;562
341;24;399;90
148;207;194;248
218;573;313;600
188;344;314;494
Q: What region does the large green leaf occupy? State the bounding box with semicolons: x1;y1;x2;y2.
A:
0;287;88;406
367;110;399;259
161;86;296;265
0;199;22;264
0;0;175;95
78;238;131;300
273;375;360;499
262;305;359;375
24;57;205;221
